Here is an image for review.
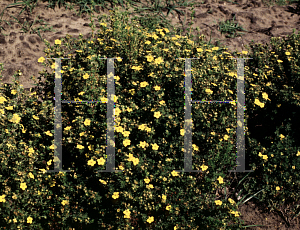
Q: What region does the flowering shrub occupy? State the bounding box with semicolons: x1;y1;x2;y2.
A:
0;7;299;229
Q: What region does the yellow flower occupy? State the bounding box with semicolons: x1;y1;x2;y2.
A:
9;113;21;124
139;141;147;148
64;126;72;131
223;134;229;141
32;115;39;120
27;148;34;156
285;51;291;56
0;194;6;203
118;165;124;170
101;97;108;103
215;200;222;206
262;92;270;101
159;100;165;105
277;60;283;63
276;186;280;191
229;210;240;217
162;195;167;200
122;130;130;137
13;218;17;223
5;105;13;110
55;39;61;45
79;132;85;137
87;159;96;166
148;184;154;189
61;200;69;206
154;111;161;118
20;182;27;190
154;85;161;91
234;211;240;217
82;73;89;79
140;81;148;87
39;169;46;174
132;157;139;166
205;88;213;94
154;57;164;65
127;153;134;161
99;179;107;185
138;124;146;130
38;57;45;63
147;216;154;224
297;151;300;156
171;170;179;176
180;129;184;136
200;165;208;171
217;176;224;184
27;216;33;224
192;144;199;151
112;192;120;199
228;89;233;94
242;50;248;55
128;89;135;95
45;130;53;136
166;205;172;211
144;178;150;184
123;139;131;147
77;144;84;150
97;158;106;165
115;126;123;133
197;47;203;52
279;134;285;139
48;144;56;150
262;155;268;160
0;97;7;104
115;107;121;116
123;209;131;218
228;198;235;204
145;40;151;45
146;55;154;63
84;118;91;126
152;143;159;150
254;99;264;108
132;66;143;71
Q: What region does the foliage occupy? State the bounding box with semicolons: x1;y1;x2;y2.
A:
0;4;299;230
